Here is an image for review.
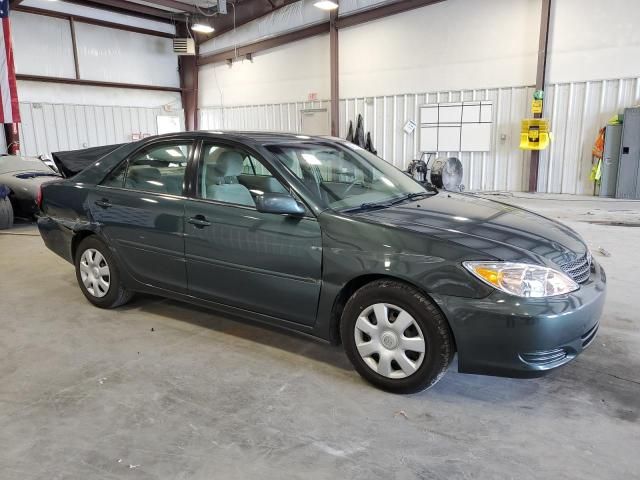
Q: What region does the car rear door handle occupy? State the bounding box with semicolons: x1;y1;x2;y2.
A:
95;199;112;209
188;215;211;228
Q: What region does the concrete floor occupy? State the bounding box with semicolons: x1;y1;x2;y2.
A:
1;194;639;479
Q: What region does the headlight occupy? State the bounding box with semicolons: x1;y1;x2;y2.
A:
463;261;579;298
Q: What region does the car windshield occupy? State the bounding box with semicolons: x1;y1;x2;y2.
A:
266;142;433;211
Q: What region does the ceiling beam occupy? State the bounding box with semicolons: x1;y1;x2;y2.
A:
336;0;445;29
14;6;175;38
59;0;176;23
145;0;200;14
17;74;182;93
198;22;330;66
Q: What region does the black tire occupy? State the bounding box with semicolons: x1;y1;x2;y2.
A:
340;280;455;394
0;196;13;230
74;236;133;309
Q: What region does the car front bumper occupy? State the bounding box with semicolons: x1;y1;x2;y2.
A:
432;259;607;378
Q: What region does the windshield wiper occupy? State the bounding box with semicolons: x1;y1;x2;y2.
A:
389;192;432;205
343;192;432;213
343;201;393;213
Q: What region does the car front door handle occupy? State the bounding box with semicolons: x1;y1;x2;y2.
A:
95;199;112;209
188;215;212;228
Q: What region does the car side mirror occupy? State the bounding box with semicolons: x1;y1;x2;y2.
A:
255;192;306;216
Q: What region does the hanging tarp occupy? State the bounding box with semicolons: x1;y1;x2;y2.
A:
355;114;365;148
51;144;125;178
365;132;377;155
346;121;354;143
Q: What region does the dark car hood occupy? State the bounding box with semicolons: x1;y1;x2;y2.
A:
356;192;587;267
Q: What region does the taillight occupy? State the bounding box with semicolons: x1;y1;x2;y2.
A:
36;185;43;210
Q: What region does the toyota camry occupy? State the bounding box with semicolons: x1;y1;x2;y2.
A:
37;132;606;393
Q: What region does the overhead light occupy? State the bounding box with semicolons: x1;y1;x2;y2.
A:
314;1;338;10
192;22;214;34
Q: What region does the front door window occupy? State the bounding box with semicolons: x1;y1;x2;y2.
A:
199;144;289;207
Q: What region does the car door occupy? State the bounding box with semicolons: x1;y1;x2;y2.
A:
89;140;194;293
184;141;322;326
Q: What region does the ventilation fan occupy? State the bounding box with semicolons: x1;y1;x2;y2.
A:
173;38;196;55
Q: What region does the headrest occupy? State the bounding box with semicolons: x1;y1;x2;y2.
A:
129;166;162;181
214;151;244;177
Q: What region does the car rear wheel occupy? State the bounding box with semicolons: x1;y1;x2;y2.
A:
0;196;13;230
74;236;133;308
341;280;454;393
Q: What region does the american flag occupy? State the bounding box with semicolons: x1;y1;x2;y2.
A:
0;0;20;123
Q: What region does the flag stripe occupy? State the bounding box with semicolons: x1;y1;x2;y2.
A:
4;18;19;122
0;1;20;125
0;18;6;124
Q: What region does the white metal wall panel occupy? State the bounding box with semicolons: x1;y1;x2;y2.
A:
17;102;165;158
21;0;175;35
12;12;76;78
17;81;183;109
199;77;640;194
74;23;179;87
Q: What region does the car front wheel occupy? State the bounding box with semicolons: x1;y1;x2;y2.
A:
341;280;454;393
74;236;133;309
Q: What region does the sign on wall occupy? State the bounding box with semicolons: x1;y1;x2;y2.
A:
419;101;493;152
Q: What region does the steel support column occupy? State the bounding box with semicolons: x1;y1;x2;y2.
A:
4;123;20;155
529;0;552;192
178;25;199;131
330;9;339;137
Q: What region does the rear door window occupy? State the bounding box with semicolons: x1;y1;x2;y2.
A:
102;143;193;196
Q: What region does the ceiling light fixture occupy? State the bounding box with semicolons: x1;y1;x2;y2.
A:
192;22;214;34
313;1;339;10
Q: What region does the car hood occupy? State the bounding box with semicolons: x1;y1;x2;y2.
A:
0;171;61;195
0;155;54;174
356;192;587;267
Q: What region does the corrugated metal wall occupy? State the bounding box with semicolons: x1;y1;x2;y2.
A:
200;100;331;134
538;77;640;194
17;101;166;157
337;88;534;192
199;77;640;194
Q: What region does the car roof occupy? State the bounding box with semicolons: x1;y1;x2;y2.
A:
216;131;336;143
148;131;343;146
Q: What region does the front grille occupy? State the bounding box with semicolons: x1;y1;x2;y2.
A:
559;253;592;284
581;322;599;348
520;348;568;366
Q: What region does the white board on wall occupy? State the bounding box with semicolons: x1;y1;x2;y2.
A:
419;101;493;152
